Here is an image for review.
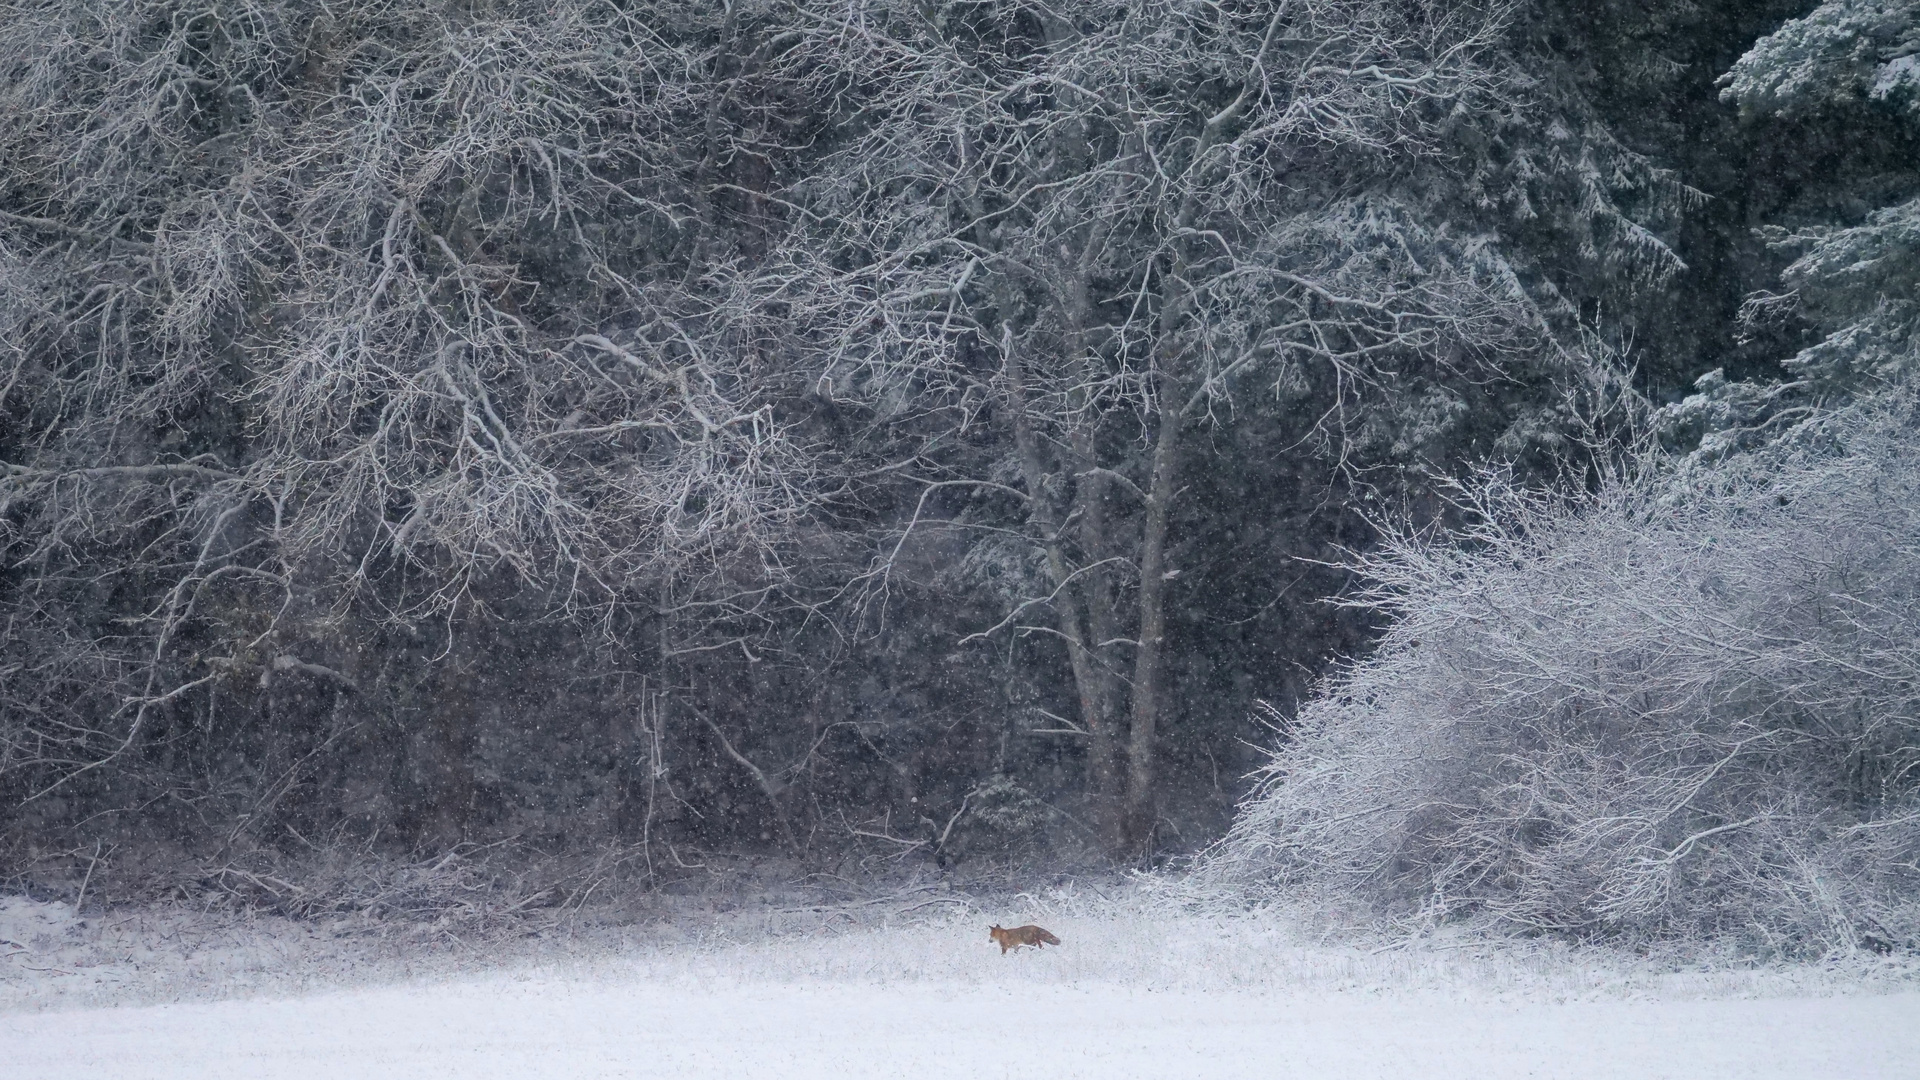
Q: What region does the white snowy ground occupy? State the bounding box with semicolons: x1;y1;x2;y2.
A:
5;890;1917;1079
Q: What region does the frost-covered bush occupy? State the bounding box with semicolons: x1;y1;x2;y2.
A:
1201;386;1920;955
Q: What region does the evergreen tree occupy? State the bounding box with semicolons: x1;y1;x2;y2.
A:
1660;0;1920;459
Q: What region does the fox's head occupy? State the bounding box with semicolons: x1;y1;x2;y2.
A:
987;925;1003;940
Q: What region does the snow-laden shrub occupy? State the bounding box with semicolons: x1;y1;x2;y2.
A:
1200;386;1920;955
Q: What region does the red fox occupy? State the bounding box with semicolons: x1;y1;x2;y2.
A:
988;924;1060;954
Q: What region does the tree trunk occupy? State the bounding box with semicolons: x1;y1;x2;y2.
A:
1057;219;1131;854
1001;330;1127;851
1071;453;1129;850
1125;396;1181;854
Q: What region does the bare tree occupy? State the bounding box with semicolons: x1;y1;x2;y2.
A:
2;0;1660;869
0;0;825;815
762;0;1558;851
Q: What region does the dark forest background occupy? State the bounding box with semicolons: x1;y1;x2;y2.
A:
2;0;1913;907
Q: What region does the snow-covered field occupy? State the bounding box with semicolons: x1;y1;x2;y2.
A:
5;889;1916;1079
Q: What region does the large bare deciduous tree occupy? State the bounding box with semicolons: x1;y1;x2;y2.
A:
0;0;822;825
766;0;1560;851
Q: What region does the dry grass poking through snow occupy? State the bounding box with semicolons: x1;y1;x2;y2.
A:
598;881;1920;1004
5;879;1917;1016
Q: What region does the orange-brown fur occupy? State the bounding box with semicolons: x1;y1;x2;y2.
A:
988;924;1061;954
